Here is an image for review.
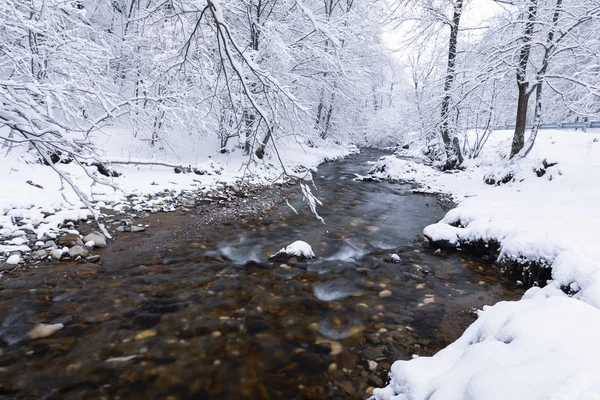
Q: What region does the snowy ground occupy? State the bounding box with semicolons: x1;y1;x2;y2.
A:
0;127;356;264
369;129;600;399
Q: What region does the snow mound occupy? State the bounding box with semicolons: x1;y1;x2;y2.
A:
270;240;315;260
372;286;600;400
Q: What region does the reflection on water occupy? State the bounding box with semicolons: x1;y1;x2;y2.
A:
0;149;521;399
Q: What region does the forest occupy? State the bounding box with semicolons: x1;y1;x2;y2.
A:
1;0;599;170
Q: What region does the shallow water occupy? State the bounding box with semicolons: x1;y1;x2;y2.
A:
0;149;521;399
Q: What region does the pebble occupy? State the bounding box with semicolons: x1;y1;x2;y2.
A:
378;290;392;298
367;360;378;371
85;255;101;263
29;323;64;339
327;363;337;373
135;330;157;340
211;331;222;338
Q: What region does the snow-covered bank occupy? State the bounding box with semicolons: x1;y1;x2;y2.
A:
1;135;356;266
369;129;600;399
373;285;600;400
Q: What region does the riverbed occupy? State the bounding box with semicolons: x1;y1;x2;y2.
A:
0;149;521;399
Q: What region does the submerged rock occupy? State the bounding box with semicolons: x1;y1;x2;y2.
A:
29;323;64;339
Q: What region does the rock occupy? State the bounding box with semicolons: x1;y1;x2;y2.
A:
83;231;107;248
368;374;384;388
134;329;157;340
6;254;20;265
0;263;14;271
50;248;64;260
362;347;385;361
367;360;378;371
29;323;64;339
116;225;146;233
68;245;89;258
85;255;101;264
378;290;392;298
32;249;48;260
57;233;83;247
384;254;401;263
269;240;315;261
44;240;58;249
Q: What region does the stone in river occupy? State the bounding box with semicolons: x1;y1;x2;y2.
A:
29;323;64;339
362;347;385;361
134;329;157;340
269;240;315;261
85;255;101;264
378;290;392;298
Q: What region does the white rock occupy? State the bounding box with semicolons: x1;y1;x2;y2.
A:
6;254;20;264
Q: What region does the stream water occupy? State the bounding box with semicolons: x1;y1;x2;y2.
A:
0;149;521;399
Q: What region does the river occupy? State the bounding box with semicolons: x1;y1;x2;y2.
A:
0;149;521;399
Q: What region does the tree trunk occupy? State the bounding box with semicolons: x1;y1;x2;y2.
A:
439;0;464;168
514;0;563;159
511;82;530;157
509;0;538;158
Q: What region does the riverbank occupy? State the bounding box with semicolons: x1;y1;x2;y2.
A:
0;140;357;274
369;129;600;400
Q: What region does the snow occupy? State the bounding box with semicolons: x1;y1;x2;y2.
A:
0;126;355;259
274;240;315;259
373;286;600;400
5;254;20;264
370;129;600;400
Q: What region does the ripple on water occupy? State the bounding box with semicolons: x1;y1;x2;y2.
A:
313;281;359;301
319;312;365;340
325;239;367;262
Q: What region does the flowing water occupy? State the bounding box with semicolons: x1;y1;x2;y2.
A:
0;149;521;399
